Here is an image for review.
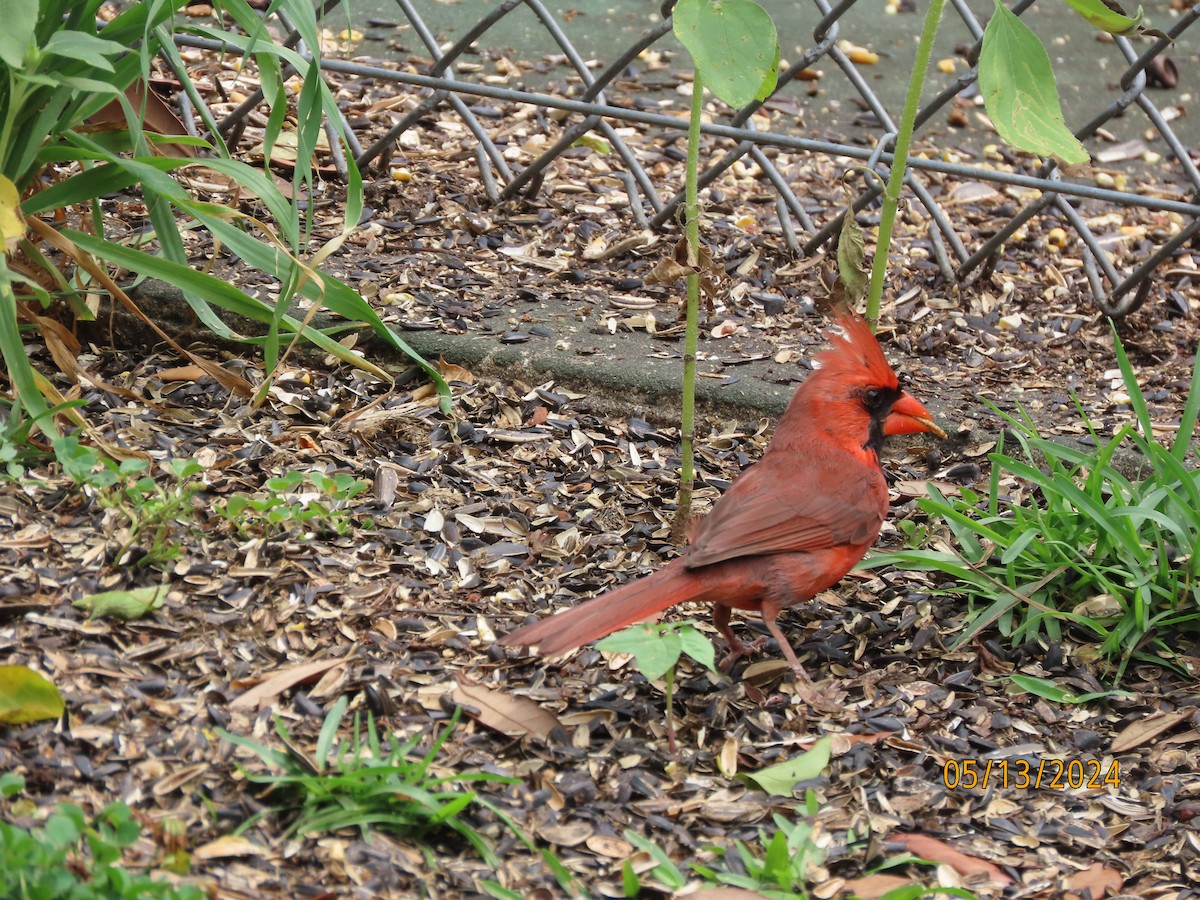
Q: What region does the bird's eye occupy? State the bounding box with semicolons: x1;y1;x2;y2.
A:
863;388;883;407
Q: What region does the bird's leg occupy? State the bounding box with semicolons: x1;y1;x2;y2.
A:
760;598;842;714
713;604;768;670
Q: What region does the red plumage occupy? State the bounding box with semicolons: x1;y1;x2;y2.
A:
499;312;945;705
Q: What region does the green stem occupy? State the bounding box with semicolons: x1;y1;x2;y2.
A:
865;0;947;329
675;70;704;540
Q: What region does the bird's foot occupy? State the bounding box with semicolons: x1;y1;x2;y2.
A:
718;634;770;671
790;668;843;714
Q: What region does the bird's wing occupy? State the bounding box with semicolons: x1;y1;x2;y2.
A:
684;450;885;568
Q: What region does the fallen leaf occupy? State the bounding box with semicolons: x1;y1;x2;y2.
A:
193;835;271;860
690;890;773;900
73;585;168;620
892;833;1012;884
0;665;64;724
841;874;918;898
0;174;26;253
1110;710;1191;753
1065;862;1123;899
452;676;562;739
230;655;352;711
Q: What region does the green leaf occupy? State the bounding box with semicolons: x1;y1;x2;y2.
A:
978;1;1088;163
41;31;125;71
0;0;36;69
597;624;682;681
1063;0;1144;35
741;736;832;795
677;624;717;672
1010;673;1135;704
0;665;65;724
673;0;779;108
73;584;168;620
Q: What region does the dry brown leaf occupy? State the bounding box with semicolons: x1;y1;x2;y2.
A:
158;365;211;382
229;655;352;711
436;357;475;383
689;890;773;900
841;874;919;899
891;833;1012;885
1064;862;1123;899
193;835;272;861
1110;709;1191;753
452;676;562;739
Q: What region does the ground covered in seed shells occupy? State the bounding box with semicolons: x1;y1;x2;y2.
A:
4;30;1200;900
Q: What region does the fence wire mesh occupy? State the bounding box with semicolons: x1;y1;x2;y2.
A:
176;0;1200;317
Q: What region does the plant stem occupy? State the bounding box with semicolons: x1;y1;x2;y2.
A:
865;0;947;329
674;70;704;541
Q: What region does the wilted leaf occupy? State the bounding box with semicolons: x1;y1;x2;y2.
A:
452;677;562;740
740;735;832;794
73;584;168;620
0;665;65;725
836;207;869;302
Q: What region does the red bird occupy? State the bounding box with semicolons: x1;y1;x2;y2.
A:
500;312;946;706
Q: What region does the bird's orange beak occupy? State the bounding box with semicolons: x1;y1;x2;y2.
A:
884;391;947;438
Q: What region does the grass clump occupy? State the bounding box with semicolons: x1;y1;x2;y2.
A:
866;324;1200;680
219;698;518;867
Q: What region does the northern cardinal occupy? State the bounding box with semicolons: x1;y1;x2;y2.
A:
500;312;945;705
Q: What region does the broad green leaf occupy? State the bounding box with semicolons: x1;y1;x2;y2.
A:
741;735;832;795
978;2;1088;164
596;624;682;681
73;584;168;620
677;624;717;672
673;0;779;108
1063;0;1144;35
0;665;65;724
0;0;36;69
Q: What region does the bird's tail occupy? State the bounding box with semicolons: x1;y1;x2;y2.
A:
499;561;703;657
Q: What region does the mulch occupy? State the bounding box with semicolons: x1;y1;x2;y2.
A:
3;18;1200;900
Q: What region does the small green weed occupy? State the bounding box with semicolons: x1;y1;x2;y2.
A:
219;698;516;867
864;324;1200;681
216;470;369;537
86;456;204;567
596;620;716;752
620;794;976;899
0;773;203;900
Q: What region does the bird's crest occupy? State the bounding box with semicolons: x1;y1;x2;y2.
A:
814;312;899;388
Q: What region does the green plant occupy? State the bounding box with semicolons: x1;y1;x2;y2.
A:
86;457;204;567
596;620;717;752
621;795;977;900
0;0;448;475
668;0;778;534
862;324;1200;681
215;469;370;537
219;698;519;866
0;774;203;900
